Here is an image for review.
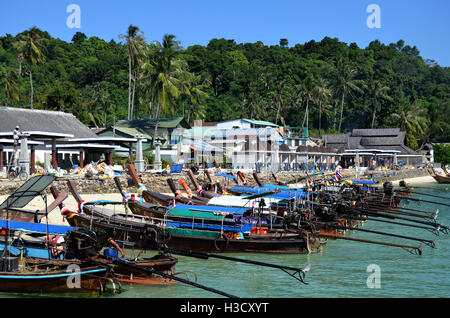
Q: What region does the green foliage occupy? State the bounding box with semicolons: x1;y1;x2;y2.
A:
0;29;448;147
434;144;450;166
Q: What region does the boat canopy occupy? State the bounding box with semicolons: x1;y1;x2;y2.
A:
0;175;55;210
0;219;74;235
351;180;379;185
168;204;248;215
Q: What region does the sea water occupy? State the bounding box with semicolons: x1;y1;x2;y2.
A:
1;184;448;298
117;183;449;298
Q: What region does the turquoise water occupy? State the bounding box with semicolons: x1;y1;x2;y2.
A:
116;183;450;298
1;184;449;298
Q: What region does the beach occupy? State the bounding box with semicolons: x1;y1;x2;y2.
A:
0;193;125;226
0;171;439;227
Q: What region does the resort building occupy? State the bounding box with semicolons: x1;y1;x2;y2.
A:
0;107;136;173
322;128;424;168
97;117;191;165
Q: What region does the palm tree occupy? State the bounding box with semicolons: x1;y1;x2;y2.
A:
180;71;209;122
1;68;18;105
274;79;287;126
334;60;363;132
301;76;316;131
366;78;392;128
141;34;183;144
120;25;145;120
390;101;429;149
312;77;332;136
15;27;47;109
17;53;23;106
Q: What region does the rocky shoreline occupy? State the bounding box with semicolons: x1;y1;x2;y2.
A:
0;168;434;196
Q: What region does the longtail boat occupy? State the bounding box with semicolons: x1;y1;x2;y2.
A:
0;257;117;294
63;179;322;254
427;166;450;184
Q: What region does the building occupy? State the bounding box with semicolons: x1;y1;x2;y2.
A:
417;143;434;164
0;107;137;173
322;128;424;168
216;119;279;130
97;117;192;164
98;117;190;147
204;127;283;172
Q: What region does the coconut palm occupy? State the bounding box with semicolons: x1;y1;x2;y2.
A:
120;25;145;120
390;101;429;148
140;34;183;144
180;71;209;122
0;68;18;105
15;27;47;109
313;77;332;136
17;53;23;106
273;79;287;126
334;60;363;132
366;78;392;128
301;76;316;131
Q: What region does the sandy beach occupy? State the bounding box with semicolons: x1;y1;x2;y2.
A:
390;175;437;186
0;193;125;226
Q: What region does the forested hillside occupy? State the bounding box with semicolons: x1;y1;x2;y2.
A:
0;27;449;149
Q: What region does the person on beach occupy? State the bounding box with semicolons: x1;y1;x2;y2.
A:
13;126;22;150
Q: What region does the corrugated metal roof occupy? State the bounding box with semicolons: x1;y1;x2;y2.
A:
352;128;401;137
0;107;97;139
242;119;279;127
182;137;225;153
205;128;283;142
115;117;191;129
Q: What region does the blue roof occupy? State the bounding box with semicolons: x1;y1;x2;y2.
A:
168;203;248;215
231;185;306;200
215;174;236;179
182;137;225;152
352;180;379;184
0;220;74;235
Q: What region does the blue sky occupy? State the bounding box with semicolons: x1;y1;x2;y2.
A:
1;0;449;66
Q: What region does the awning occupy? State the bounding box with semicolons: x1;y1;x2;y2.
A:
0;175;55;209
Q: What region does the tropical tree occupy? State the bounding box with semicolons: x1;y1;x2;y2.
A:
300;75;316;131
366;78;392;128
179;71;209;122
390;100;429;149
0;67;18;105
120;25;145;120
313;77;332;136
17;53;23;105
334;59;363;132
141;34;183;144
15;27;48;109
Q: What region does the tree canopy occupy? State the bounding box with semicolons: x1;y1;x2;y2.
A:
0;29;448;148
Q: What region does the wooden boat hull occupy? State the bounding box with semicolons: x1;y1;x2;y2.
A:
0;260;111;294
165;234;309;253
142;190;207;206
67;213;318;254
95;254;178;285
432;175;450;184
0;209;37;223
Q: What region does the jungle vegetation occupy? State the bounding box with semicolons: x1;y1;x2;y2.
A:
0;27;449;149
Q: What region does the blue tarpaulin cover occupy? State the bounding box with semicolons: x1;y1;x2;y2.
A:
0;219;74;235
168;204;248;215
